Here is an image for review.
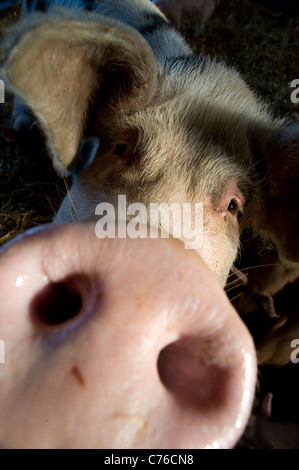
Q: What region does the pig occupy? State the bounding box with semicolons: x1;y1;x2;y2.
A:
240;279;299;367
152;0;221;36
152;0;220;37
231;236;299;318
251;393;299;449
4;0;299;283
259;362;299;424
0;0;298;449
228;234;299;367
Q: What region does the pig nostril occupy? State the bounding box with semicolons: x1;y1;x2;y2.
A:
30;274;93;328
157;337;229;412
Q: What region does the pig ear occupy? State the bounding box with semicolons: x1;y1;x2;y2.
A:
4;16;158;175
251;124;299;264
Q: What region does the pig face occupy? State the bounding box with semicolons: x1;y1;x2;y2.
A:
4;1;299;285
0;0;298;449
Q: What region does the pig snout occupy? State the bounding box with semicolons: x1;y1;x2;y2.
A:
0;223;256;449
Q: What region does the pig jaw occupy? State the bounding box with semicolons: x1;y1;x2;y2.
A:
0;223;256;449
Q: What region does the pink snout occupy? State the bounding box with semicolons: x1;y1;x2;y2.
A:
0;223;256;448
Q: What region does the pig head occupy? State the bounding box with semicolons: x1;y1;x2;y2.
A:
2;0;299;285
0;0;298;449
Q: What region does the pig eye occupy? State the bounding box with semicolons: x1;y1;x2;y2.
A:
227;199;240;216
113;144;127;156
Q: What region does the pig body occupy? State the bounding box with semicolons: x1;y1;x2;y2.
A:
0;0;298;449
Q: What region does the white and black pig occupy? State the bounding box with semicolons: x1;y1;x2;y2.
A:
0;0;298;449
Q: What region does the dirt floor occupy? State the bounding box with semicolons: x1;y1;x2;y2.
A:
0;0;298;449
